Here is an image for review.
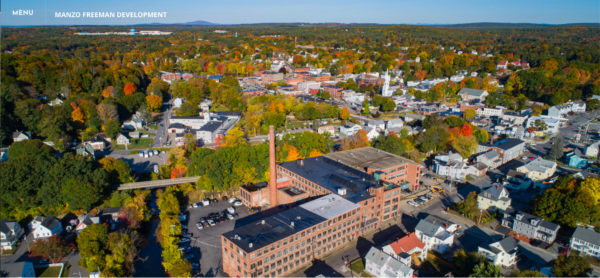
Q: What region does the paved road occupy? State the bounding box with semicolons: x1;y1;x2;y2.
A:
154;102;172;148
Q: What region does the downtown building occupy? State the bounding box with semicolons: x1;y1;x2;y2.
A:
224;127;422;277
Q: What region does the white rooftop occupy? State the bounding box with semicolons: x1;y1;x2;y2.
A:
299;194;360;220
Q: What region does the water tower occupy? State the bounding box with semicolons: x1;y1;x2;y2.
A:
130;29;136;35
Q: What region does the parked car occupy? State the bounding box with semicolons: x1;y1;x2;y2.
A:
207;219;215;226
227;207;235;214
188;204;194;209
227;214;234;220
167;141;171;146
407;201;417;206
181;224;187;229
455;230;463;235
232;213;239;218
197;202;203;208
154;150;159;156
234;201;243;206
179;238;190;243
139;151;144;157
178;213;187;221
149;150;153;157
228;197;238;203
182;233;192;238
221;196;228;202
192;203;198;208
202;198;210;206
212;199;218;203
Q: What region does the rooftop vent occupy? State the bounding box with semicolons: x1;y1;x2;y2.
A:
290;221;294;227
349;153;354;156
364;155;367;158
234;234;241;240
296;216;302;220
249;243;253;248
338;188;347;195
261;220;266;225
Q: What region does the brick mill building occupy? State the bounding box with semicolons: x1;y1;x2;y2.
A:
224;126;422;277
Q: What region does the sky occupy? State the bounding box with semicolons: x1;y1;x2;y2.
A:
3;0;600;26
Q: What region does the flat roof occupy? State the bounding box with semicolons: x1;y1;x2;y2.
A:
281;187;306;197
223;194;356;253
278;156;379;203
323;147;420;171
299;194;360;220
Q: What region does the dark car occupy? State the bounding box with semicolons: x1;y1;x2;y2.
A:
221;196;228;202
182;233;192;238
212;199;218;203
218;216;225;222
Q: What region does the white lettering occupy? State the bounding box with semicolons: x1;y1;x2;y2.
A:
13;10;34;16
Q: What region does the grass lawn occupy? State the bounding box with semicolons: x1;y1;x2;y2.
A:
420;257;452;277
586;255;600;267
113;138;155;150
35;266;62;277
141;132;156;137
148;124;158;130
349;259;372;277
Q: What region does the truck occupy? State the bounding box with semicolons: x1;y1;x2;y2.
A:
154;165;159;173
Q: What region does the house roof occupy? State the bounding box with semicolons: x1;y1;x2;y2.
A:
572;227;600;246
40;216;60;230
388;119;403;124
101;207;123;215
479;184;510;201
168;123;187;129
198;121;223;132
512;211;560;231
481;138;525;151
415;219;442;236
458;88;487;97
12;131;31;138
0;219;12;234
366;246;391;267
507;170;527;179
368;120;385;126
481;236;518;254
482;150;500;160
389;233;425;255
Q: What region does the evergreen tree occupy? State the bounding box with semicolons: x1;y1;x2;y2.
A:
548;138;564;160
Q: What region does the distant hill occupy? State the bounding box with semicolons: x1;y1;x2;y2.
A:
142;20;218;26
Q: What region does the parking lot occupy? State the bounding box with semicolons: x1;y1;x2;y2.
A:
110;152;167;174
179;198;251;277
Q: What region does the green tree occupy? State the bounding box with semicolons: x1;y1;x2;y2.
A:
445;116;465;128
362;99;370;114
422;114;443;129
452;192;479;218
586;99;600;111
464;108;477;120
178;101;199;117
473;129;489;143
470;261;502;277
452;249;485;277
77;224;108;271
62;178;102;211
7;139;55;159
452;136;478;158
183;133;197;154
30;235;74;263
533;119;549;131
509;269;546;277
552;255;592;277
548;137;564;160
105;119;122;139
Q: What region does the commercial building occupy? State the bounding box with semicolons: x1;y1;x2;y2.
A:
228;128;422;277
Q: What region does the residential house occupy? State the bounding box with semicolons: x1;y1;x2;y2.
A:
173;97;184;108
497;60;508;70
12;131;31;142
478;236;519;267
122;114;145;130
504;170;532;190
385;127;414;137
116;133;130;145
477;107;504;118
129;131;140;139
501;111;529;126
86;135;107;151
0;219;24;250
501;211;560;243
48;98;64;106
386;119;404;129
382;233;427;264
566;149;587;168
414;215;457;253
467;162;489;177
29;216;45;230
199;100;212;112
477;150;502;168
76;143;96;158
100;207;123;221
33;216;63;240
341;90;365;103
547;102;586;118
516;158;557;181
403;113;425;123
570;227;600;259
2;262;36;277
584;143;599;158
458;88;488;102
368;120;386;131
365;247;414;278
167;123;187;134
433;152;468;180
75;214;100;235
364;127;380;141
477;138;526;165
478;184;512;212
339;123;361;136
317;126;336;137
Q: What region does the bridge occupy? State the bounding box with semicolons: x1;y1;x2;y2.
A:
118;176;200;190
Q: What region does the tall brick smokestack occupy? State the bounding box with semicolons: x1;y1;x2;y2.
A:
269;125;278;207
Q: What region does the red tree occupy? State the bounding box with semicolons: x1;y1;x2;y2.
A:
124;82;136;95
460;124;473;137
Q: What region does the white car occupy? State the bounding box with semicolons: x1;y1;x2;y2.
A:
202;198;210;206
149;151;153;157
228;197;238;203
192;203;198;208
407;201;418;206
154;150;159;155
207;219;216;226
227;207;235;214
233;201;243;206
196;222;204;230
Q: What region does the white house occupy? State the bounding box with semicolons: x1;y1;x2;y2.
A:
547;102;586;118
340;123;361;136
365;247;414;278
341;90;365;103
584;143;599;158
122;114;145;130
433;152;468;180
12;131;31;142
403;113;425;123
414;215;457;253
516;157;557;181
199;99;212;112
477;107;504;117
367;120;385;131
33;216;63;240
196;121;222;144
48;98;64;106
116;133;130;145
1;219;24;250
173;97;184;108
570;227;600;259
386;119;403;129
317;126;336;137
364;127;380;141
478;236;519;267
383;233;427;264
478;184;512;212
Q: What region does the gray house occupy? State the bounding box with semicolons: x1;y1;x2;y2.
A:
0;219;24;250
477;138;526;165
570;227;600;259
12;131;31;142
501;211;560;243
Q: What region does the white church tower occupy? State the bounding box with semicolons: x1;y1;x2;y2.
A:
382;70;392;97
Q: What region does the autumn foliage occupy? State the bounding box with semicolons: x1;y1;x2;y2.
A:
102;86;115;98
171;165;188;179
146;95;163;112
460;124;473;137
70;102;85;124
124;82;136;95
